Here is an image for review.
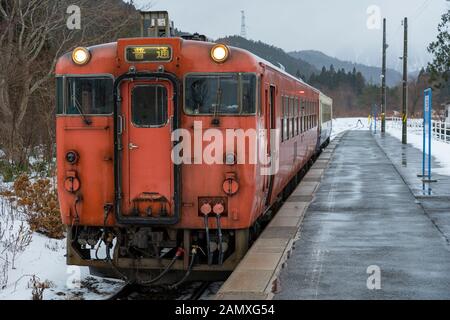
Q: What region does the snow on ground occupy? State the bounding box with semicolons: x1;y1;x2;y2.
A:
387;123;450;176
0;229;123;300
331;117;450;177
331;117;370;140
0;194;123;300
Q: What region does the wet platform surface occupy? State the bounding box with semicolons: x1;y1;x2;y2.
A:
275;130;450;300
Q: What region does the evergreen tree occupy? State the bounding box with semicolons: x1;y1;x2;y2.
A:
427;10;450;85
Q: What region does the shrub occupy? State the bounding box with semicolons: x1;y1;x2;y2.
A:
0;174;64;239
28;275;53;300
0;160;28;183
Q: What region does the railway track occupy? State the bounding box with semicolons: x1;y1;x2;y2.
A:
108;281;215;300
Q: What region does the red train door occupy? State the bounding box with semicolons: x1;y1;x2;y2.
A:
123;80;174;218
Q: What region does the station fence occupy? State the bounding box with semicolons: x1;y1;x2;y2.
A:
389;117;450;144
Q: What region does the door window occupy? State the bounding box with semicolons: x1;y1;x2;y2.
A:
131;85;168;127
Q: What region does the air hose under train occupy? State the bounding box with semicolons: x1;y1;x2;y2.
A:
139;247;184;285
204;214;212;265
168;246;200;290
216;214;224;265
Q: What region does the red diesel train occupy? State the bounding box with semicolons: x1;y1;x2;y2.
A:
55;36;332;283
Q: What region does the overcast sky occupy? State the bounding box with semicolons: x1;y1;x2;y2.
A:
134;0;449;71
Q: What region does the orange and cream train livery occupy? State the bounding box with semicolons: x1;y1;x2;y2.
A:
56;37;332;282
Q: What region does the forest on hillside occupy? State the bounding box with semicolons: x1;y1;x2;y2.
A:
308;66;450;118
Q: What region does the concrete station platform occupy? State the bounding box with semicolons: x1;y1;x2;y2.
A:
217;130;450;300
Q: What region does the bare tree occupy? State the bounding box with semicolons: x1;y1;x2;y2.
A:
0;0;139;165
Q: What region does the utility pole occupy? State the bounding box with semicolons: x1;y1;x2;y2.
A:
402;17;408;144
381;18;387;133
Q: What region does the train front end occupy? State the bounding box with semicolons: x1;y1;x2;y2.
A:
56;38;265;281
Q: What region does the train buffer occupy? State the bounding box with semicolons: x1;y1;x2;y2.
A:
217;130;450;300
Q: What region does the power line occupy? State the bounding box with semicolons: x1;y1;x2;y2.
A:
412;0;433;21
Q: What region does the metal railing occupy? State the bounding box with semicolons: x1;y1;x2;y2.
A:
389;117;450;143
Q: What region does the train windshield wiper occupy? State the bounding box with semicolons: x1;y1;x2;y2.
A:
70;89;92;125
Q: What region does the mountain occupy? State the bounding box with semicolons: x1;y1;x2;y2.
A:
289;50;402;87
216;36;318;80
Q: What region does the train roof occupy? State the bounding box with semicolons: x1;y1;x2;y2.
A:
57;37;331;101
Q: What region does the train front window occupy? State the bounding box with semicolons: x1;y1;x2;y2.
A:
66;77;113;115
185;73;256;115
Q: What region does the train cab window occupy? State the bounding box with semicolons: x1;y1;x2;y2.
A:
185;73;256;115
131;85;168;127
66;77;113;115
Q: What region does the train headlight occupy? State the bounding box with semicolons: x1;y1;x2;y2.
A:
225;153;236;165
72;47;91;65
211;44;229;63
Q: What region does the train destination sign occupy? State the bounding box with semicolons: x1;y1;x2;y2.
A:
126;46;172;62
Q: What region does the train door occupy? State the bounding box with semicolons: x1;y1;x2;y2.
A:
123;80;174;219
265;85;276;206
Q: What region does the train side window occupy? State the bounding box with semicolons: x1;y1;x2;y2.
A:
131;85;168;127
285;97;288;140
308;101;311;130
290;98;295;138
294;98;298;136
67;77;113;115
297;99;300;135
288;97;292;139
305;100;309;131
242;74;257;114
281;96;285;142
284;97;288;141
300;99;304;133
56;77;64;114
